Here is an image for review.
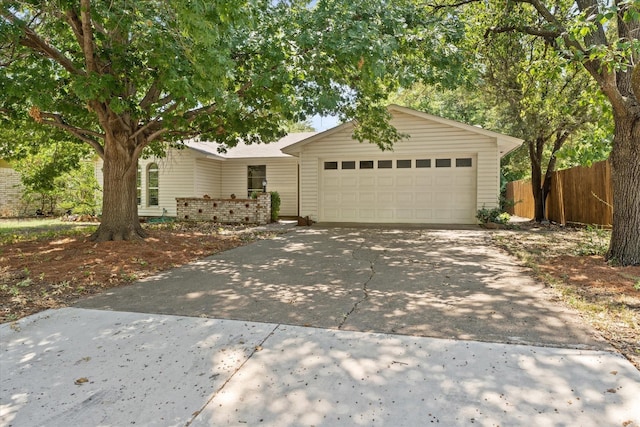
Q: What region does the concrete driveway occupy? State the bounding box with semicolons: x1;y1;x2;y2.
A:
78;226;604;349
2;226;639;426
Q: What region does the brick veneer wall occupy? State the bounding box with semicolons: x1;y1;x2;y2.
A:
0;167;23;217
176;193;271;225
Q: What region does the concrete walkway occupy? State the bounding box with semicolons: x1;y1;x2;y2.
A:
2;226;639;426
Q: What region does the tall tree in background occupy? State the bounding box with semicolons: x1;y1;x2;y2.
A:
389;24;611;216
1;0;462;241
480;30;609;222
434;0;638;264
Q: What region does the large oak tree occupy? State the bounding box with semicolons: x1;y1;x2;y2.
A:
1;0;461;241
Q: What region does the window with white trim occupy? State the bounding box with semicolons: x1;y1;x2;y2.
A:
147;163;159;206
248;165;266;196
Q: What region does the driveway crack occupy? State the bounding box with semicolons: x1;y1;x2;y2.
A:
338;241;381;329
186;323;281;426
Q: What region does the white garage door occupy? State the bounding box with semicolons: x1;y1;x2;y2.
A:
320;156;477;224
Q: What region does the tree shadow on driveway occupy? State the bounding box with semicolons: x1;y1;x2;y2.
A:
76;227;608;350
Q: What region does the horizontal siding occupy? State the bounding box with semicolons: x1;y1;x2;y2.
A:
298;111;501;222
220;161;248;200
299;153;319;220
221;158;299;217
95;149;199;217
195;158;222;198
476;151;500;209
139;150;196;216
265;159;298;217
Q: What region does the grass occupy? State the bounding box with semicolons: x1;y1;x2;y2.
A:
0;218;66;230
573;225;610;256
0;218;98;244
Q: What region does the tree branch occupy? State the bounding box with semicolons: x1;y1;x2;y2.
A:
520;0;563;28
38;113;105;158
1;10;84;76
80;0;98;74
427;0;481;10
131;128;169;161
487;25;561;39
183;103;218;121
139;81;162;110
64;8;84;48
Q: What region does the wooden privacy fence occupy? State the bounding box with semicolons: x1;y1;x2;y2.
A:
505;160;613;226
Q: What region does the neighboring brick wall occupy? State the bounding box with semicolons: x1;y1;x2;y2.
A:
0;166;24;217
176;193;271;225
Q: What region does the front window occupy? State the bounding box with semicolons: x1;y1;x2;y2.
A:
147;163;159;206
248;165;266;196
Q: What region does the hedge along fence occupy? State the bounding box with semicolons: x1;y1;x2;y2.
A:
505;160;613;227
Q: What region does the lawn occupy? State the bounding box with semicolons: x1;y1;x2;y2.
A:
0;218;98;244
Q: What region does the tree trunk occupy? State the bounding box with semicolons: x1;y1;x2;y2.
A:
91;133;146;242
529;138;546;222
607;110;640;265
529;134;563;223
531;166;546;222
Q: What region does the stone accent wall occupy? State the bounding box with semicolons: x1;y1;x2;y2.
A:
0;166;24;217
176;193;271;225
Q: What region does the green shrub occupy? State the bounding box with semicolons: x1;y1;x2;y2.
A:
270;191;281;222
476;206;511;224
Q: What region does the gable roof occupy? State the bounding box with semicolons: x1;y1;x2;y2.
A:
184;132;318;160
281;104;523;157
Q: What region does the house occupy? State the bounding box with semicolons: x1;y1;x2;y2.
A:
284;105;522;224
94;133;315;219
0;159;24;217
95;105;522;224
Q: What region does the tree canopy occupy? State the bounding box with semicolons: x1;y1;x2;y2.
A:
0;0;464;240
428;0;640;264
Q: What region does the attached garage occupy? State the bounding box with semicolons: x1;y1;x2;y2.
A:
282;105;522;225
320;155;477;223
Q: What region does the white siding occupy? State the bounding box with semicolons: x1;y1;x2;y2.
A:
476;151;501;209
221;157;299;217
298;111;500;222
195;158;222;198
299;152;319;221
95;148;221;217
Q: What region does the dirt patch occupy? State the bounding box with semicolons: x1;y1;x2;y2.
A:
0;222;286;323
491;223;640;370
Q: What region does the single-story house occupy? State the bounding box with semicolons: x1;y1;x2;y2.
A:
95;105;522;224
0;159;24;217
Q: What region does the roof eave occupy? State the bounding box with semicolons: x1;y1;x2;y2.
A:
497;137;523;158
281;122;352;155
